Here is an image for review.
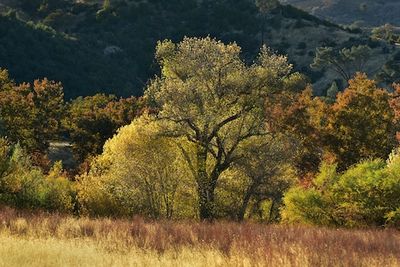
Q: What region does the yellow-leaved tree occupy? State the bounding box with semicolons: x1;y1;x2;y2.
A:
77;115;197;219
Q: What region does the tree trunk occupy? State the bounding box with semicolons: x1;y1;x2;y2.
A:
268;200;275;222
261;13;266;47
237;181;258;221
196;144;215;220
198;185;215;220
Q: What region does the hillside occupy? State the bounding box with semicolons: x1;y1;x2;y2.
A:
283;0;400;27
0;0;395;98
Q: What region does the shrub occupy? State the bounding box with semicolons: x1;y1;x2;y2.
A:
282;150;400;228
0;139;75;213
282;163;337;226
42;162;75;213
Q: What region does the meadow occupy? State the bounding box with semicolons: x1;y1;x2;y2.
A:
0;206;399;267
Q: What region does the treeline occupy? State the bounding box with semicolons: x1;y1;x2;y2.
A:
0;68;145;168
1;37;400;227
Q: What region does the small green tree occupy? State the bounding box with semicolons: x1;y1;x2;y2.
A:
0;139;74;212
311;45;372;82
324;81;339;103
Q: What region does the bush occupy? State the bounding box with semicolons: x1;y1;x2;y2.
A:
0;139;75;213
281;163;337;226
42;162;75;212
282;150;400;228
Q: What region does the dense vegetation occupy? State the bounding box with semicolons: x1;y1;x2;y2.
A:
1;34;400;228
2;3;400;267
1;0;400;233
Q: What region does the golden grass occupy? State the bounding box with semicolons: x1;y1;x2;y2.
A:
0;206;399;267
0;235;249;267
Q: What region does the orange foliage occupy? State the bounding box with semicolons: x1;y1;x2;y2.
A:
326;73;397;170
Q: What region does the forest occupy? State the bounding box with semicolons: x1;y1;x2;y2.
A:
1;0;400;266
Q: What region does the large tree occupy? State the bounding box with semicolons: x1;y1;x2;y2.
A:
146;37;301;220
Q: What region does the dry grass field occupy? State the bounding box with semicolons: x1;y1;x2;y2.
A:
0;206;399;267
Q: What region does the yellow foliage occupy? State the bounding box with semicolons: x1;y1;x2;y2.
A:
78;114;197;218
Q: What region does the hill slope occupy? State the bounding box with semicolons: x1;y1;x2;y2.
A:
0;0;394;97
283;0;400;27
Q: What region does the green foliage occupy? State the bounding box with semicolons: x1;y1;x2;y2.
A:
1;0;376;98
372;24;400;44
0;0;264;98
321;81;339;104
64;94;143;163
0;139;74;212
43;161;75;212
282;186;334;226
282;162;337;226
326;81;339;102
282;150;400;228
0;5;399;226
311;45;372;82
75;38;303;220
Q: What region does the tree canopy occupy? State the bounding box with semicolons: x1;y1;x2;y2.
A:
0;69;64;155
146;37;303;219
325;73;397;170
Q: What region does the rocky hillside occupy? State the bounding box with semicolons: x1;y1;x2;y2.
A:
0;0;396;98
283;0;400;27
